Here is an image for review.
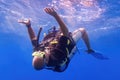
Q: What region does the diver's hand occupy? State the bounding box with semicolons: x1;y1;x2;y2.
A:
18;19;31;27
44;7;57;16
86;49;95;54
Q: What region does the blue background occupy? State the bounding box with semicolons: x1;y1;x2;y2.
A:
0;0;120;80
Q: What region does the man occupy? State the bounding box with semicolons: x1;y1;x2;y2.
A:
18;7;94;72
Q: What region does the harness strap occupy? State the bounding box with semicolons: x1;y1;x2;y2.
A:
50;39;58;44
52;36;75;72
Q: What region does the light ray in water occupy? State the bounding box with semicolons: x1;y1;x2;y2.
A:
49;0;105;21
0;0;114;37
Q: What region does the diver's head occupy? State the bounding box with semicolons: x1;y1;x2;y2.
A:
32;56;45;70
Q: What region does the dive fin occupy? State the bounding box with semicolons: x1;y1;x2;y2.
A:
85;49;109;60
90;51;109;60
76;47;109;60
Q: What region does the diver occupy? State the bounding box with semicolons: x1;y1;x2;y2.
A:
18;7;95;72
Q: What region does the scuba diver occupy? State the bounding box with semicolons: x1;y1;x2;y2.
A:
18;7;95;72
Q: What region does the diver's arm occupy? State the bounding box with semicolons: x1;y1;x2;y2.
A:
27;25;37;41
18;19;37;46
44;8;69;37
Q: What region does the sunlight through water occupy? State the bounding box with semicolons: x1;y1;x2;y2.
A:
0;0;119;37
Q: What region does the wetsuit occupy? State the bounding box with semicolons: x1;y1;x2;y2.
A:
32;30;75;72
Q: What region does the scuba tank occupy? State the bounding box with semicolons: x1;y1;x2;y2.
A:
36;26;58;51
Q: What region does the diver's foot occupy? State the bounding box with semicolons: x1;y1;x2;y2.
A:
86;49;95;54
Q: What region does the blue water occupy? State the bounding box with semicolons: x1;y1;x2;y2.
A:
0;0;120;80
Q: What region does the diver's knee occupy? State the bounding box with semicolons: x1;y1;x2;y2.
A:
79;28;86;34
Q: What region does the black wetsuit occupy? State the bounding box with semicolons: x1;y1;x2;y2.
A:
32;31;75;72
47;36;75;72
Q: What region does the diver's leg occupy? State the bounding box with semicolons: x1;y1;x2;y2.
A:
80;28;91;50
72;28;91;50
68;28;83;59
72;28;82;43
